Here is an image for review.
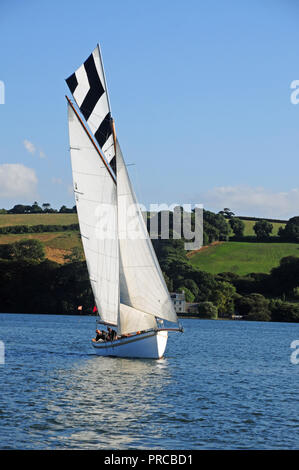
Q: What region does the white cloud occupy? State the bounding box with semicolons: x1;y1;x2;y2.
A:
51;177;63;185
0;164;38;199
200;185;299;219
23;139;36;154
23;139;46;158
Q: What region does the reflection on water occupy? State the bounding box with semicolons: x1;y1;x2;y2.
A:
46;357;171;449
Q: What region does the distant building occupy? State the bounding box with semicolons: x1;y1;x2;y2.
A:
186;303;199;314
170;292;186;314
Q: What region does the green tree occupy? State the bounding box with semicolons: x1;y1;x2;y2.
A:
209;281;236;317
7;239;45;262
278;216;299;242
269;256;299;296
197;301;218;319
8;204;27;214
163;272;173;291
42;203;51;212
178;286;195;302
229;218;245;237
63;246;83;263
203;221;219;243
204;210;229;240
235;293;270;321
189;270;218;302
218;208;235;218
270;299;299;322
253;220;273;239
180;278;199;299
55;261;93;314
59;205;73;213
31;201;43;213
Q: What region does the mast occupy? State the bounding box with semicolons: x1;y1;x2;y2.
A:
97;45;120;329
97;44;112;115
97;44;119;178
111;118;117;154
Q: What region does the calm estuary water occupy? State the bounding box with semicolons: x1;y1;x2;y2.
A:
0;314;298;449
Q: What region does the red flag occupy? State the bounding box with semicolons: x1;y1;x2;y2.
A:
93;305;98;313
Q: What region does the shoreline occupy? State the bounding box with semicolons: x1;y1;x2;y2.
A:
0;312;244;321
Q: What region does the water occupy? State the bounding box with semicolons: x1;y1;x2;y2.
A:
0;314;298;449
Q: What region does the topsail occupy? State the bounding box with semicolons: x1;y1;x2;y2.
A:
66;45;116;173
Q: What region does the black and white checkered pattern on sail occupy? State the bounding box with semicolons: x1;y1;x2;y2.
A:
66;45;116;173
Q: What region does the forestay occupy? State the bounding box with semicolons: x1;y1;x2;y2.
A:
67;104;119;325
116;140;178;327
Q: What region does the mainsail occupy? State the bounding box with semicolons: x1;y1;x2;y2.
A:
67;103;119;326
66;45;116;173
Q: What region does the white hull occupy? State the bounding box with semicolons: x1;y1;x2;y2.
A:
92;330;168;359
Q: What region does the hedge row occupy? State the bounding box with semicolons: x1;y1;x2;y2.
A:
0;224;79;234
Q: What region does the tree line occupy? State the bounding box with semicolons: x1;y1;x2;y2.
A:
0;202;77;214
0;240;92;315
147;208;299;244
0;223;79;234
1;203;298;243
1;237;297;322
228;215;299;243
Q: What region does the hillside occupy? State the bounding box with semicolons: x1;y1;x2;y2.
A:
0;213;78;227
0;213;295;270
0;231;83;264
188;241;299;275
0;214;81;263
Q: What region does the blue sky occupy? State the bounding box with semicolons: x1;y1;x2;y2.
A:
0;0;299;218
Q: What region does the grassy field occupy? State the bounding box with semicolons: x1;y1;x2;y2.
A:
189;241;299;275
0;213;78;227
0;231;83;264
239;219;285;236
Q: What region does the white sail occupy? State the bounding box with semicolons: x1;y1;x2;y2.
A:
118;304;157;336
116;140;178;326
66;45;116;173
67;103;119;325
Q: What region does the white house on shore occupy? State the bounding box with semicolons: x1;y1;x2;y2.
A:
170;292;186;314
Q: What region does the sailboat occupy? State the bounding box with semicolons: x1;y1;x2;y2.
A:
66;45;183;359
